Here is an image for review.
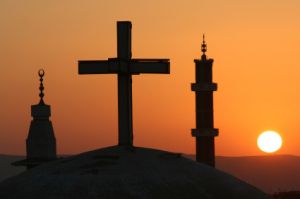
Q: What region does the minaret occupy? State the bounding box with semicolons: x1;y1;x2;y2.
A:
191;35;218;167
13;69;57;169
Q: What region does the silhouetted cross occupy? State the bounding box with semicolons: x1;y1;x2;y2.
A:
78;21;170;146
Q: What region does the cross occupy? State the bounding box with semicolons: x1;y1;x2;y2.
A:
78;21;170;146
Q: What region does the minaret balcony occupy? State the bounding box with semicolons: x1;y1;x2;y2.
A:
191;83;217;91
192;128;219;137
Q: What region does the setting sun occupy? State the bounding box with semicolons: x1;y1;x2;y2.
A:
257;131;282;153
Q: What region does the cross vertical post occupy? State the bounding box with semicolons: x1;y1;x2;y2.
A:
117;21;133;146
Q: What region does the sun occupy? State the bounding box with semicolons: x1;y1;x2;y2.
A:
257;130;282;153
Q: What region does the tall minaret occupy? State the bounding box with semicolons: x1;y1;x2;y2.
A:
13;69;57;169
191;35;218;167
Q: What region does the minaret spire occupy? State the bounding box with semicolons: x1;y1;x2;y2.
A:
201;34;207;60
38;69;45;105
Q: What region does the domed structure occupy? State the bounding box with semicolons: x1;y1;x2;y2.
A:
0;146;271;199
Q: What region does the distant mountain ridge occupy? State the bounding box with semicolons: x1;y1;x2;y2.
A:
217;155;300;193
1;154;299;193
186;154;300;193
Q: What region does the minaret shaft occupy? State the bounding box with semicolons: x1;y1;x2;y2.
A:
191;37;218;167
26;69;57;168
12;69;57;170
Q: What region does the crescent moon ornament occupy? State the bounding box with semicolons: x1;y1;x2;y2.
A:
38;69;45;77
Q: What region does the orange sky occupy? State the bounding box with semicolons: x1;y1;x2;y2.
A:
1;0;300;156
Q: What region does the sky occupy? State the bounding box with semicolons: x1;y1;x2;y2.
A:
1;0;300;156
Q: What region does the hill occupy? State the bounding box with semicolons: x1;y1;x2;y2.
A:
186;154;300;193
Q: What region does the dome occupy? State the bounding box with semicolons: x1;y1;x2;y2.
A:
0;146;271;199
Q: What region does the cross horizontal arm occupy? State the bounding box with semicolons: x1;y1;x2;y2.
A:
130;59;170;74
78;59;170;74
78;60;111;74
131;59;169;62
